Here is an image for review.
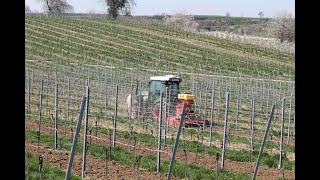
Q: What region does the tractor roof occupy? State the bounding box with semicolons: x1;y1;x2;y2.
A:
150;75;181;82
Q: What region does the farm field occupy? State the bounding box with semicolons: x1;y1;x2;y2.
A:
25;15;295;179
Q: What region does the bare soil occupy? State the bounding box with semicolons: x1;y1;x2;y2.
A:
26;121;295;180
25;142;178;180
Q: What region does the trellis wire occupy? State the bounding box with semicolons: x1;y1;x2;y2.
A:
25;60;294;177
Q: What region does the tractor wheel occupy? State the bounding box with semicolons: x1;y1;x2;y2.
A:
152;104;166;122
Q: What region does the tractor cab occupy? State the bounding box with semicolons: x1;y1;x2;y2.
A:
127;74;210;127
148;75;181;98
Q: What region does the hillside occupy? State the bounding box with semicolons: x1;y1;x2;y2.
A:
25;15;294;80
25;15;295;179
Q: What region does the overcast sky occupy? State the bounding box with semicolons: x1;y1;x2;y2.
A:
25;0;295;18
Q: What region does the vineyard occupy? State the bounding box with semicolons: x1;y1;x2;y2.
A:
25;15;295;180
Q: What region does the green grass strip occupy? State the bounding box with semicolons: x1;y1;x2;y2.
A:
25;129;250;179
94;124;295;170
25;152;80;180
26;117;295;170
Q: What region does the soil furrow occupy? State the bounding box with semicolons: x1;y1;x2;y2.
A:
26;121;294;180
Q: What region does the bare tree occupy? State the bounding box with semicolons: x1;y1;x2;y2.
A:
25;5;31;13
120;2;134;16
104;0;136;19
239;27;245;35
163;9;199;32
87;9;97;18
258;11;264;18
39;0;73;16
268;10;295;43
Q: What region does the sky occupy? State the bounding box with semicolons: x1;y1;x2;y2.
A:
25;0;295;18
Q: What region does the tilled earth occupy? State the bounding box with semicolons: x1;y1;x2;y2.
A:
82;117;295;155
25;142;178;180
25;121;294;180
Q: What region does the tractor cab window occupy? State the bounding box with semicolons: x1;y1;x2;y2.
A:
149;81;166;93
168;82;179;95
149;80;180;94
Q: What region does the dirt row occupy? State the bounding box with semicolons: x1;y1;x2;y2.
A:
27;88;295;137
26;121;295;180
25;142;178;180
215;126;295;145
26;98;296;146
84;118;295;160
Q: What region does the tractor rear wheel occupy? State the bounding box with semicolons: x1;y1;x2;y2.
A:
152;104;166;122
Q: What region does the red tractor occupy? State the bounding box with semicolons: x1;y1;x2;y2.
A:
127;75;209;128
153;93;210;128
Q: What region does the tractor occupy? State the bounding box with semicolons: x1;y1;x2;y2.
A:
126;75;209;127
